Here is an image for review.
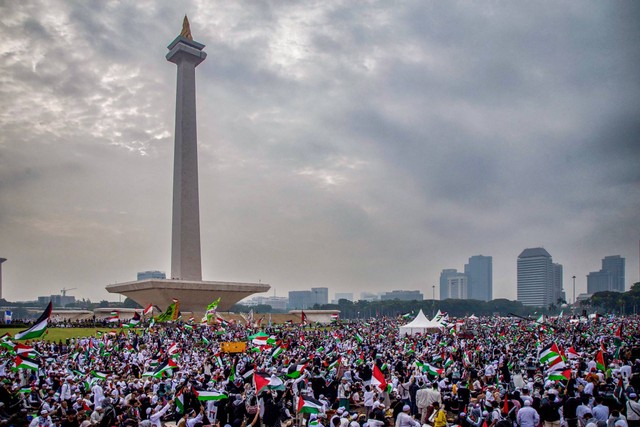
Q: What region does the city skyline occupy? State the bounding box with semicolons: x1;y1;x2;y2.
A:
0;2;638;303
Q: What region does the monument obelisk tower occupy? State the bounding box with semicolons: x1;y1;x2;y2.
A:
106;18;270;313
167;16;206;281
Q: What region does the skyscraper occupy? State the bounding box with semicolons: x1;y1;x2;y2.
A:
587;255;625;293
439;269;458;301
517;248;557;307
553;263;565;303
311;287;329;306
464;255;492;301
446;274;468;299
602;255;625;292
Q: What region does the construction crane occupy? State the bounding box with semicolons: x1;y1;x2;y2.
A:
60;287;77;297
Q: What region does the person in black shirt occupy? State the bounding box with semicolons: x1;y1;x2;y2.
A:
564;391;581;427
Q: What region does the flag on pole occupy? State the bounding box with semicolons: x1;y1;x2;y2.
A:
547;369;571;382
371;365;387;391
595;350;606;371
195;390;228;401
15;302;52;340
143;304;154;316
301;310;307;325
15;356;39;371
297;395;324;414
566;347;580;360
286;363;307;379
155;300;180;322
175;390;185;413
105;312;119;323
539;343;561;364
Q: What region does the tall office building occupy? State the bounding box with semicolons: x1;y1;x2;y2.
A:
440;269;458;301
446;274;468;299
587;255;625;293
517;248;557;306
334;293;354;303
553;263;565;303
310;287;329;306
602;256;625;292
464;255;492;301
288;291;312;309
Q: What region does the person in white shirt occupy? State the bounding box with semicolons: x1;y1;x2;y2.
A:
395;405;420;427
149;400;173;427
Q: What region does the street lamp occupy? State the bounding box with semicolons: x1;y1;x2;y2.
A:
572;275;576;305
432;285;435;317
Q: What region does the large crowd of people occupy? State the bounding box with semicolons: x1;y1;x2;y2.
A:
0;312;639;427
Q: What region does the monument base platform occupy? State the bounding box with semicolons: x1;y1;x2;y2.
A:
106;279;270;314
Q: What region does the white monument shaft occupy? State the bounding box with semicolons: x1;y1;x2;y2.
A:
167;30;206;281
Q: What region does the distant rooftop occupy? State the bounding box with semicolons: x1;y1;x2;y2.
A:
518;247;551;258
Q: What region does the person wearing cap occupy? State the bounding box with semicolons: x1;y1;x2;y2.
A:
395;404;420;427
89;406;103;426
29;410;52;427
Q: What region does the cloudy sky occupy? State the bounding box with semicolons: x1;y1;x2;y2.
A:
0;1;638;304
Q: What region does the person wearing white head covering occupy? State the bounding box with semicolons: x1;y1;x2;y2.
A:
517;400;540;427
395;404;420;427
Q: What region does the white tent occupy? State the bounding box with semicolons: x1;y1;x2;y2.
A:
398;309;444;336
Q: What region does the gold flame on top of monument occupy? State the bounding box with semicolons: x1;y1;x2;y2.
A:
180;15;193;40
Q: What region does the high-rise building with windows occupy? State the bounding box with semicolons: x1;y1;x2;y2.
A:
288;291;312;309
446;274;468;299
464;255;492;301
587;255;625;293
439;269;458;301
517;248;558;306
552;263;565;303
310;287;328;306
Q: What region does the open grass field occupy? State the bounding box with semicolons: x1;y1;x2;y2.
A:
2;328;125;342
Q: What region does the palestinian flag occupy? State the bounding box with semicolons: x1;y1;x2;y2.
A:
175;390;185;413
19;387;32;394
128;312;141;327
297;395;323;414
547;369;571;382
0;340;15;351
15;356;39;371
425;364;444;377
91;371;108;380
539;343;561;364
254;372;284;393
566;346;580;360
15;344;38;358
328;357;342;371
371;365;387;391
195;390;228;401
271;346;285;359
301;310;307;325
286;363;307;379
330;313;339;322
152;359;178;378
444;356;454;369
595;350;606;371
432;353;443;363
614;324;623;347
15;302;52;340
355;333;364;344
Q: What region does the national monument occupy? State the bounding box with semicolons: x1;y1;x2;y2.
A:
107;17;270;313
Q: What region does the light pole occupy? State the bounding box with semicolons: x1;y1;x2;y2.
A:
572;275;576;305
432;285;435;317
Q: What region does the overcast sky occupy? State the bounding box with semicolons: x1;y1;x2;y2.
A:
0;1;638;304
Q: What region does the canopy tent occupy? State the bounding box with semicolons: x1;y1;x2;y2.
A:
398;309;444;336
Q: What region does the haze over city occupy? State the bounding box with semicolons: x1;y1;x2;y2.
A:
0;1;638;304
